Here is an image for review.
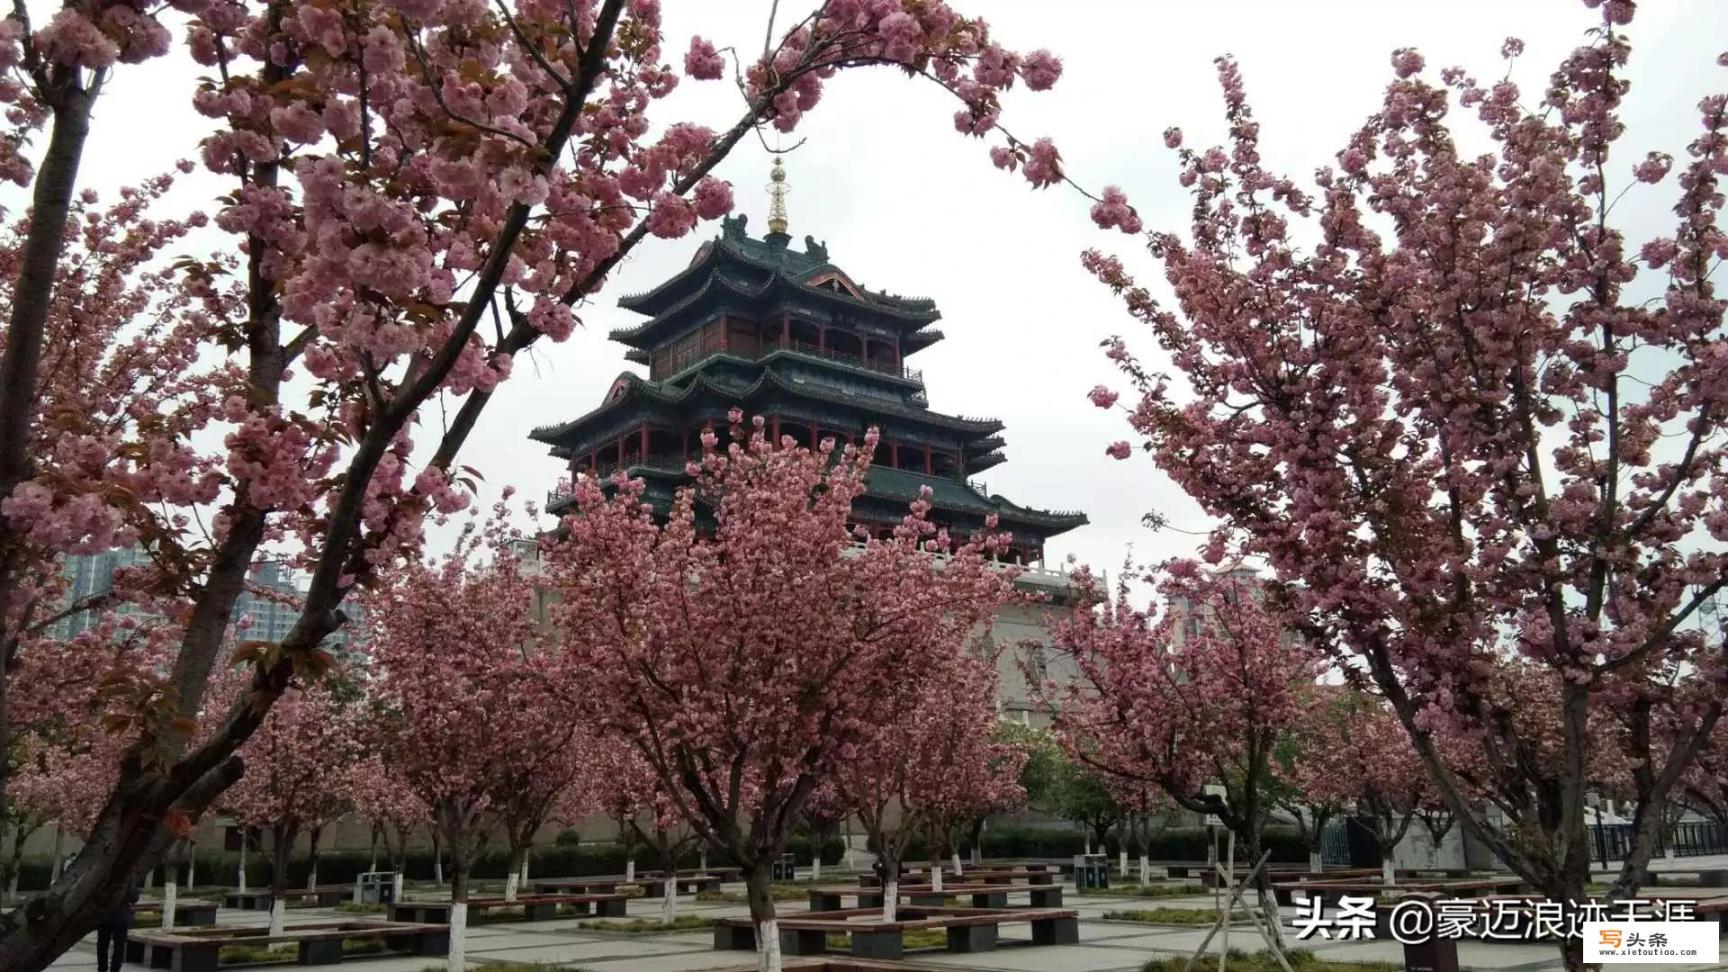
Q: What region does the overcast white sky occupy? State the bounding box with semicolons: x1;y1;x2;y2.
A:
28;0;1728;576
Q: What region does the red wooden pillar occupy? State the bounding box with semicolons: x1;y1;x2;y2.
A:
818;326;827;353
923;446;933;475
890;443;900;469
771;416;781;443
587;450;597;474
810;422;820;447
639;425;649;460
781;313;789;349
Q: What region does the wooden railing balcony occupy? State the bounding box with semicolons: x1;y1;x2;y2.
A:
655;341;924;384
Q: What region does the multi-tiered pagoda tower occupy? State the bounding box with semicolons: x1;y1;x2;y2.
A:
532;162;1085;566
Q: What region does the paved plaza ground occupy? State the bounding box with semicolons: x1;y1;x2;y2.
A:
48;858;1728;972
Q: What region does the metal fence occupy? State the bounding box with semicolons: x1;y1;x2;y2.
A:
1591;820;1728;867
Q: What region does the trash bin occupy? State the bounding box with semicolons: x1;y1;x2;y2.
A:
1072;854;1109;891
771;854;797;881
356;871;397;905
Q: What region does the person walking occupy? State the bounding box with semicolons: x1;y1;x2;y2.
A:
95;882;140;972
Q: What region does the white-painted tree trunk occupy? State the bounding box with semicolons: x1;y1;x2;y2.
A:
930;867;942;893
307;860;318;890
391;872;404;903
1083;836;1091;856
268;899;286;936
1119;850;1129;876
434;852;443;885
1139;854;1150;886
1381;858;1396;886
445;902;467;972
882;880;898;922
951;852;962;877
660;878;677;923
810;857;820;881
161;881;178;931
8;869;18;900
625;858;636;882
238;840;249;893
520;855;529;886
700;849;708;872
503;872;519;902
1309;851;1323;874
187;850;196;891
755;918;781;972
143;868;154;890
50;828;63;881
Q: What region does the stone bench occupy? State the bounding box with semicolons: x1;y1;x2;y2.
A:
534;876;667;898
809;883;1063;911
131;902;219;928
223;887;350;910
388;892;626;923
858;868;1054;888
127;920;447;972
714;906;1080;960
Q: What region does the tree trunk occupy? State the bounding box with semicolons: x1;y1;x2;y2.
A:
660;872;677;923
878;849;900;922
1380;856;1396;886
445;817;472;972
269;824;296;936
186;841;196;891
432;833;444;885
306;826;322;890
743;858;781;972
625;857;635;883
49;819;63;882
161;879;178;931
503;846;525;902
238;831;249;893
368;826;379;873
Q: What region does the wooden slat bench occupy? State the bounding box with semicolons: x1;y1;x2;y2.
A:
533;876;667;898
388;892;626;923
714;906;1079;959
858;868;1055;889
131;902;219;927
127;920;447;972
223;887;350;910
810;883;1063;911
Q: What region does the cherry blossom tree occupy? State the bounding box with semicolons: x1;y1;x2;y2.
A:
543;413;1017;972
348;753;427;904
1049;562;1321;927
1274;686;1355;874
364;502;551;972
223;681;363;934
1081;5;1724;965
840;649;1018;918
797;784;849;883
0;0;1072;963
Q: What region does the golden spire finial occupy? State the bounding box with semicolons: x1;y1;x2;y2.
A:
767;154;789;235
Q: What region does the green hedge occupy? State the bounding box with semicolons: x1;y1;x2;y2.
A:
10;836;846;892
952;826;1308;864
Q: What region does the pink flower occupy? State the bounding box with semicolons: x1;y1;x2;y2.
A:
647;192;696;239
1391;47;1425;79
1089;186;1142;234
989;145;1017;172
1022;138;1062;189
1632;152;1672;184
1501;37;1525;59
1162;127;1183;150
1106;441;1132;460
684;37;725;80
1088;385;1119;409
692;177;734;220
1019;49;1062;91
